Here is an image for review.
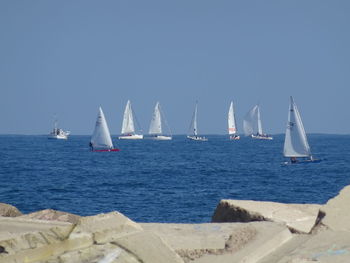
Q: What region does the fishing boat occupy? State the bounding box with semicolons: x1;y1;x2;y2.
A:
118;100;143;139
228;101;240;140
90;107;119;152
187;102;208;141
283;96;316;163
243;104;273;140
148;102;172;140
48;118;70;140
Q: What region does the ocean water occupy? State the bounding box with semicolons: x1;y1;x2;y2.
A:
0;134;349;223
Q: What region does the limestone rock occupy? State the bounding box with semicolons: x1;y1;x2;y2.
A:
212;199;321;233
19;209;80;224
0;203;22;217
321;185;350;232
260;230;350;263
112;231;184;263
58;243;140;263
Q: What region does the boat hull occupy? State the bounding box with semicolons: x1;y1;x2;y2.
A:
229;135;240;140
251;134;273;140
149;135;172;140
118;134;143;140
48;134;68;140
92;148;120;152
187;135;208;141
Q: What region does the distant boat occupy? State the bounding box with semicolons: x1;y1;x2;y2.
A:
90;107;119;152
187;102;208;141
118;100;143;140
148;102;172;140
48;118;70;140
228;101;240;140
243;104;273;140
283;96;315;163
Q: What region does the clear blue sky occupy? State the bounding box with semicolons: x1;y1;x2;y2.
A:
1;1;349;135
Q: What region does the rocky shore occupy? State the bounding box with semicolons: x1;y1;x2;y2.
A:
0;185;349;263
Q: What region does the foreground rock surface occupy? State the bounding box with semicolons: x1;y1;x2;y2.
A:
0;183;349;262
212;199;321;233
321;184;350;232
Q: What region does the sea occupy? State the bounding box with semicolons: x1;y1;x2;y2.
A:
0;134;349;223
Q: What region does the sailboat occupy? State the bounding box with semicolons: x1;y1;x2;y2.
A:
90;107;119;152
48;117;70;140
187;102;208;141
243;104;273;140
148;102;172;140
228;101;240;140
283;96;315;163
118;100;143;140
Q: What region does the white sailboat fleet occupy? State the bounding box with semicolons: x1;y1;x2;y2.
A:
283;96;315;163
243;104;273;140
90;107;119;152
228;101;240;140
187;102;208;141
148;102;172;140
84;98;320;164
48;118;70;140
119;100;143;140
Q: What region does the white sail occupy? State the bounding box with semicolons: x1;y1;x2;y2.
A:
121;100;135;135
283;97;311;157
189;103;199;136
91;107;114;149
257;106;263;135
228;101;237;135
149;102;162;135
243;105;258;136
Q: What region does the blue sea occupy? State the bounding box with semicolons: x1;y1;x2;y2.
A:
0;134;349;223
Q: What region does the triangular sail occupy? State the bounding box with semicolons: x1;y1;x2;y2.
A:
283;97;311;157
243;105;258;136
91;107;114;149
188;103;199;136
257;106;263;135
228;101;237;135
149;102;162;135
121;100;135;135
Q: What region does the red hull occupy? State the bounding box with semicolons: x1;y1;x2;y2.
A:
92;149;120;152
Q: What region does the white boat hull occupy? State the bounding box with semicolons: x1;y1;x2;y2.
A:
48;134;68;140
118;134;143;140
150;135;172;140
229;135;240;140
251;134;273;140
187;135;208;141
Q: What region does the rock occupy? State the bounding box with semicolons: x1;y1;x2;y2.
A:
212;199;321;234
0;216;73;241
260;230;350;263
0;203;22;217
191;222;292;263
112;231;184;263
71;211;143;244
0;217;74;263
141;222;257;251
19;209;80;224
321;185;350;232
